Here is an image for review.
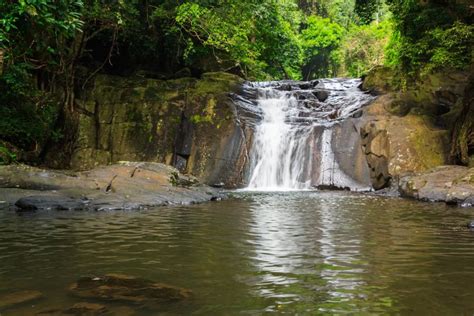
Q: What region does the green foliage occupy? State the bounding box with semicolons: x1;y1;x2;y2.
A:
1;0;473;167
0;0;84;155
355;0;378;24
0;145;16;165
0;64;60;150
337;19;392;77
0;0;84;63
385;0;473;74
427;22;473;71
175;1;303;80
300;15;344;79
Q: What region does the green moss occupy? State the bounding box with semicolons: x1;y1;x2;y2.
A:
408;115;447;169
192;72;243;96
144;86;162;101
362;66;402;93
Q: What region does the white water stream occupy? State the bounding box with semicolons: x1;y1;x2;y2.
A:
245;79;373;191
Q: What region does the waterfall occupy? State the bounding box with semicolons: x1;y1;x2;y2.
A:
240;78;374;191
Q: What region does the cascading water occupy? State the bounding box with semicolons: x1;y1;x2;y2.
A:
240;78;374;191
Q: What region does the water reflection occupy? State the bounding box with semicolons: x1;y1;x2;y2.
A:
0;192;474;315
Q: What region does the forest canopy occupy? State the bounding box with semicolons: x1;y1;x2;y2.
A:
2;0;472;82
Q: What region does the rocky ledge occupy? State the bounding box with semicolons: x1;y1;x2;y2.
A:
399;165;474;207
0;162;224;211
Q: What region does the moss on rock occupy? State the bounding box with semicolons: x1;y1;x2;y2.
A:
61;71;244;180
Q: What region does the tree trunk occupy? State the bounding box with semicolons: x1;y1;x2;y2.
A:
0;48;4;76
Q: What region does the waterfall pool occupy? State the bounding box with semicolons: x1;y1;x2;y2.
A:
1;191;474;315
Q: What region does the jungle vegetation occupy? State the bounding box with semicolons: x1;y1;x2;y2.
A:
0;0;473;163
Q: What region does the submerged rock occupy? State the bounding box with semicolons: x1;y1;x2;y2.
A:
37;302;108;316
69;274;191;306
399;166;474;206
0;290;42;310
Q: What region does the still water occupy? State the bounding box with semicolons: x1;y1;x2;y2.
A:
1;191;474;315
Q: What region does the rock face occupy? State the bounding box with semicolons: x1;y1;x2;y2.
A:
0;162;224;211
35;67;471;192
358;67;472;189
69;274;191;306
359;94;449;189
44;72;251;188
399;166;474;206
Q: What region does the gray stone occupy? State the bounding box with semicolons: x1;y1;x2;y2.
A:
313;90;329;102
399;166;474;206
0;162;225;211
15;196;90;211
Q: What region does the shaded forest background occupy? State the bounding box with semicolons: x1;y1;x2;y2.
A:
0;0;473;164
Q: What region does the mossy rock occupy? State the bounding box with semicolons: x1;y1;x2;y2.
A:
362;66;400;93
67;71;245;173
407;115;448;169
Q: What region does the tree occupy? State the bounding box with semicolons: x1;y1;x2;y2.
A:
300;15;344;79
0;0;84;153
175;0;303;79
385;0;473;73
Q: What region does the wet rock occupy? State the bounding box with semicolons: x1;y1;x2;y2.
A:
66;303;108;315
351;110;363;118
69;274;191;306
302;100;319;109
328;109;339;120
360;123;391;190
210;182;225;188
277;84;292;91
461;197;474;208
399;166;474;206
37;302;108;315
15;196;90;211
298;80;319;90
313;90;329;102
316;184;350;191
169;171;199;187
298;82;312;89
0;290;42;310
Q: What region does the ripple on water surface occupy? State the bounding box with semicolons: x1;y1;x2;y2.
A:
0;191;474;315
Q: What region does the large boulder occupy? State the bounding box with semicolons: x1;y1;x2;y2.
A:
399;166;474;206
